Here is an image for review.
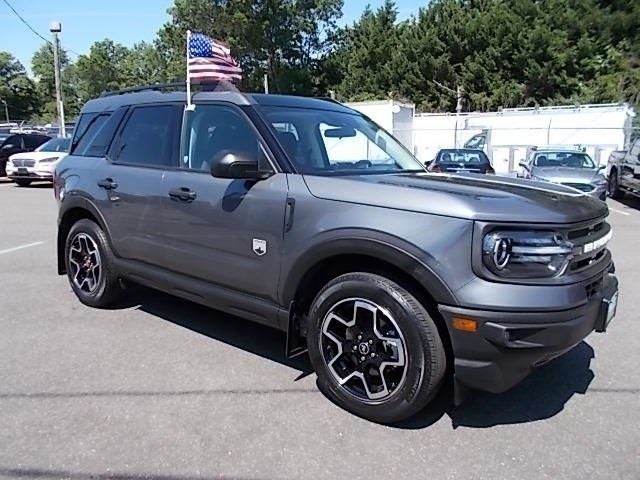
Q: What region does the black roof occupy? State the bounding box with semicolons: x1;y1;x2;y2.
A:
81;87;355;115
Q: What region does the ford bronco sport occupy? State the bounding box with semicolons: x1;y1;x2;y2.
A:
55;85;618;423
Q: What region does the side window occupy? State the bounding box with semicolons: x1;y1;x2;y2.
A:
112;105;181;167
2;134;22;149
183;104;265;172
24;135;49;149
84;107;127;157
72;114;110;155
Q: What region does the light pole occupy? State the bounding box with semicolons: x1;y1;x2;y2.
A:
50;21;66;137
0;98;8;123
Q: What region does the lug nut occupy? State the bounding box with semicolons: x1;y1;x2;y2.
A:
368;339;373;345
370;353;376;358
357;334;363;340
352;345;357;351
360;356;365;361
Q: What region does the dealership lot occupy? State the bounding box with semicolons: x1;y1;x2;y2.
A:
0;179;639;480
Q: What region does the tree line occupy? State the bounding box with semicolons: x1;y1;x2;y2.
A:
1;0;638;123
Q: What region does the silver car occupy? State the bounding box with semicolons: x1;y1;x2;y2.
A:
519;149;607;200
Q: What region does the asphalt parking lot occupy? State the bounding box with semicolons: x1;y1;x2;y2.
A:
0;179;639;480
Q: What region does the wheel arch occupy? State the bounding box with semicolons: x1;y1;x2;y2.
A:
281;237;456;360
57;198;110;275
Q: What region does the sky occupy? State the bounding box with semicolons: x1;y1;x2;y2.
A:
0;0;420;75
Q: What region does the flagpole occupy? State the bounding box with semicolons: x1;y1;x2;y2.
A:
186;30;193;110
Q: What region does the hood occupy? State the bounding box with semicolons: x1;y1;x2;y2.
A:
9;151;67;162
531;166;603;184
303;172;607;223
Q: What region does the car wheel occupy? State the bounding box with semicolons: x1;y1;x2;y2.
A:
64;219;124;308
608;173;624;199
15;179;32;187
307;272;446;424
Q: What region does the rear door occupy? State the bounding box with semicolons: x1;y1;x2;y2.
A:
97;103;183;264
620;138;640;191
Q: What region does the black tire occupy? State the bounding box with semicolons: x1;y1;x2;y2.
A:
608;171;624;199
15;179;32;187
64;218;124;308
306;272;446;424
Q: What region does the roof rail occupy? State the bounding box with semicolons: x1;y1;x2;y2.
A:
100;82;187;97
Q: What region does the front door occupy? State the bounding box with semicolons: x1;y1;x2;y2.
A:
159;103;288;303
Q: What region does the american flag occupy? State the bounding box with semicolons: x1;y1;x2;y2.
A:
188;32;242;82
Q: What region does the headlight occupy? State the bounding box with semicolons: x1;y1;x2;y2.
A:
592;177;607;186
482;230;573;278
38;157;59;163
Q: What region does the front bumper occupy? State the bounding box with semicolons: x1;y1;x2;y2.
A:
439;272;618;394
6;166;53;181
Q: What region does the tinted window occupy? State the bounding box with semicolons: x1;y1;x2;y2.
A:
72;114;109;155
533;152;595;169
84;107;127;157
2;134;21;149
437;149;490;165
113;105;180;167
183;105;263;172
24;135;50;149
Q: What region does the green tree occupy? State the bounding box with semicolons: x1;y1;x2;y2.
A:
0;52;39;121
31;43;80;122
75;39;130;100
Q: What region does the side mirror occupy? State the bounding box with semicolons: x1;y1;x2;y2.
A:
598;165;606;171
518;160;529;170
211;151;271;180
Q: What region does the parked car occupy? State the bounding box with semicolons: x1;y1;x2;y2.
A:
519;148;607;200
606;138;640;199
55;85;618;423
427;148;495;174
6;137;71;187
0;133;51;177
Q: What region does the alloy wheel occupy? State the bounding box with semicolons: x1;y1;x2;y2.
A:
68;233;102;294
319;298;408;403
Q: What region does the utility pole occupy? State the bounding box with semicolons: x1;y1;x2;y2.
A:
0;98;8;123
50;21;66;138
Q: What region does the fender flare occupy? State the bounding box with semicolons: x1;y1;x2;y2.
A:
57;195;112;274
279;232;457;307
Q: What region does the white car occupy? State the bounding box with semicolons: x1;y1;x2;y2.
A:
6;137;71;187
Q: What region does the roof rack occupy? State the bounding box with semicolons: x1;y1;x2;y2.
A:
100;82;187;97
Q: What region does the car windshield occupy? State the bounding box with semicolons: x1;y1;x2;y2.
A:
534;151;595;169
437;149;489;164
37;137;71;152
261;106;424;175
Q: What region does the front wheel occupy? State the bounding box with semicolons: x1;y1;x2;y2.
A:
307;272;446;424
608;173;624;199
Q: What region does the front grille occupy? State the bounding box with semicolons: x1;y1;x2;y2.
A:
12;159;35;167
562;182;594;192
566;220;611;274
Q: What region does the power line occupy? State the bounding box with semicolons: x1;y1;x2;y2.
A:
1;0;81;57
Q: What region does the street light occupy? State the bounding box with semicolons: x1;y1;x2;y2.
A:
50;20;66;138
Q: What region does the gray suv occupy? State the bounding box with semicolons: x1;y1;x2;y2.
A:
55;86;618;423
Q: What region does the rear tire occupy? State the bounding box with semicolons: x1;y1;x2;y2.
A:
64;219;124;308
306;272;446;424
15;179;32;187
608;172;624;199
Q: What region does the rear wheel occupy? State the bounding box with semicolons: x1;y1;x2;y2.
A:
64;219;124;308
608;171;624;199
15;179;32;187
307;272;446;424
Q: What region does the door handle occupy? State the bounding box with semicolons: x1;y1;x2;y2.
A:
97;178;118;190
168;187;197;202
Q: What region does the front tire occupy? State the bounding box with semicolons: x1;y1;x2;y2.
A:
64;219;124;308
307;272;446;424
608;172;624;199
15;179;32;187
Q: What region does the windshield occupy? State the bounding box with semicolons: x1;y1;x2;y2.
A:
534;151;595;169
261;106;424;175
437;149;490;164
36;137;71;152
